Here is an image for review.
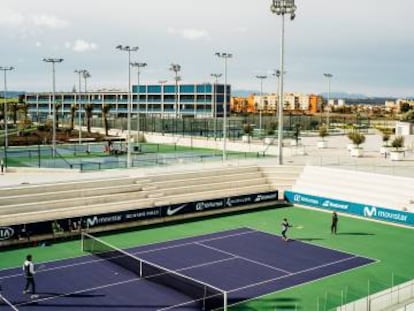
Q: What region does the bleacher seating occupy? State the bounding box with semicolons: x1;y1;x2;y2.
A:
292;166;414;212
0;165;303;237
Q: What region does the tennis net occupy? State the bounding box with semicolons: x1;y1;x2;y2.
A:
82;232;227;311
0;293;19;311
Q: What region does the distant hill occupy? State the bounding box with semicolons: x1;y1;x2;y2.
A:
319;92;370;99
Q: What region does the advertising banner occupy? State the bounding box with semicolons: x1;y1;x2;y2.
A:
1;190;279;243
285;190;414;226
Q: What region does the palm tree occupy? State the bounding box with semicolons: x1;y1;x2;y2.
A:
55;102;62;129
69;104;78;131
101;104;112;136
10;102;20;125
84;103;94;133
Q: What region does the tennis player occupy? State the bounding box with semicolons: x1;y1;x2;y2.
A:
23;254;38;299
281;218;292;241
331;211;338;234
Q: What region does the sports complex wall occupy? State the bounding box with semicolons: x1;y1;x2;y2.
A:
285;191;414;227
0;190;283;247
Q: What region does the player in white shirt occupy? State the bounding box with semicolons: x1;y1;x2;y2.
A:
23;254;38;299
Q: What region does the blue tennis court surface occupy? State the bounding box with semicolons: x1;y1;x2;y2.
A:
0;228;375;310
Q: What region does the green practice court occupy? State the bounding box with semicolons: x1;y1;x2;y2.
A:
2;142;261;170
0;206;413;310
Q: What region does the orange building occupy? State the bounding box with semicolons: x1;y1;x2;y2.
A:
231;95;255;114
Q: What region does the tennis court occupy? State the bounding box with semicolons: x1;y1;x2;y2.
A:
0;227;374;311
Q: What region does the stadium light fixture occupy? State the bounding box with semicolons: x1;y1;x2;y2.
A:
270;0;297;165
256;75;268;132
215;52;232;161
42;58;64;158
210;73;222;140
74;69;88;145
169;64;181;119
323;73;333;128
116;45;139;168
0;66;14;155
130;62;147;141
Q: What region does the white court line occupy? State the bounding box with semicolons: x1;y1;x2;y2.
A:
16;277;140;306
228;256;379;309
246;226;378;262
130;228;256;256
0;227;253;275
195;242;291;274
227;255;358;294
0;228;255;281
14;257;236;307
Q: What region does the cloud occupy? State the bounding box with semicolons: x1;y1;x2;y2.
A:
35;41;42;47
32;15;68;29
168;27;209;40
0;8;68;30
65;40;98;52
0;8;24;26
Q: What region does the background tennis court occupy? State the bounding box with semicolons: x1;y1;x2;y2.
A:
4;143;261;171
1;206;413;310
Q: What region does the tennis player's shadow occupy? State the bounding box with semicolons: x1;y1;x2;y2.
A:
38;292;105;298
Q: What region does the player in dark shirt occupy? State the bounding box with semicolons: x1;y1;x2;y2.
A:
281;218;292;241
331;211;338;234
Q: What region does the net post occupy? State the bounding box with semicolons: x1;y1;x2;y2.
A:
139;261;143;278
223;291;227;311
202;286;207;311
81;232;84;252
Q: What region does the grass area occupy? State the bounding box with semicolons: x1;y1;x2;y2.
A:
0;206;412;310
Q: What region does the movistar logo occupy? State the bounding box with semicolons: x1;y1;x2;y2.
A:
0;227;14;241
166;204;187;216
364;206;377;218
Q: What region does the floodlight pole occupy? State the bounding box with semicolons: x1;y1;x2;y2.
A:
270;0;297;165
169;64;181;119
159;80;168;119
1;67;14;152
131;62;147;141
43;58;63;158
211;73;222;140
74;69;87;144
323;73;333;129
215;52;232;161
256;75;267;133
116;45;139;168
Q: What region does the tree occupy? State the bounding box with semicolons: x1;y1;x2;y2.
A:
243;123;253;136
391;136;404;151
401;110;414;121
69;104;78;131
318;124;328;141
84;103;94;133
293;123;301;144
347;131;365;147
55;102;62;129
101;104;112;136
10;102;20;125
400;103;412;113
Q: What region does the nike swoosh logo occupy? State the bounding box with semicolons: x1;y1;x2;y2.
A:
166;204;187;216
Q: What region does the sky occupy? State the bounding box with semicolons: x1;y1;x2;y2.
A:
1;0;413;97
